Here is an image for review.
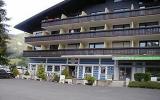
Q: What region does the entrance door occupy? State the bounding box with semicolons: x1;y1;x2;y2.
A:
119;67;131;81
68;66;76;78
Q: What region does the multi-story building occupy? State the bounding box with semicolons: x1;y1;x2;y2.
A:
15;0;160;81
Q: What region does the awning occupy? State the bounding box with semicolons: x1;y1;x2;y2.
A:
113;56;160;60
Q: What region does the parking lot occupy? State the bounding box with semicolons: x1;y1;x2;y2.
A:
0;79;160;100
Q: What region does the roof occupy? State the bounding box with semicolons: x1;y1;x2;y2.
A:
15;0;105;33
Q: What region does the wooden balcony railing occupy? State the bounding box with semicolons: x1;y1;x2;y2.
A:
25;26;160;43
23;47;160;57
42;6;160;27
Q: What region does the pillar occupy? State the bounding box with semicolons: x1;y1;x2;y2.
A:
131;40;135;47
79;42;85;49
104;24;109;30
58;43;65;49
131;21;135;28
41;45;47;50
80;11;87;16
80;27;85;32
60;28;65;34
61;14;67;19
114;60;119;80
104;41;108;48
131;4;134;10
131;67;136;81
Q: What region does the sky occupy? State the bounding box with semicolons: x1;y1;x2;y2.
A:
5;0;63;34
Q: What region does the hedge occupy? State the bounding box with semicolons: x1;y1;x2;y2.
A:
128;81;160;89
134;73;151;82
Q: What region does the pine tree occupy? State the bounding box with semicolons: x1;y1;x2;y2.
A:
0;0;9;65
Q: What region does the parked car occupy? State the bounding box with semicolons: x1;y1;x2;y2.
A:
0;69;14;79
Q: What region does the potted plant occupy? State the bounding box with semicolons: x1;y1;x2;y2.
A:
84;75;96;86
52;73;60;82
62;68;73;84
23;70;30;79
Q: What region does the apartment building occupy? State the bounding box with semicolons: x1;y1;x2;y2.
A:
15;0;160;81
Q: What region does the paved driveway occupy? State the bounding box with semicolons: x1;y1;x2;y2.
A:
0;79;160;100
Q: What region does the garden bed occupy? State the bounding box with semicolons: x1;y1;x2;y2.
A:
128;81;160;89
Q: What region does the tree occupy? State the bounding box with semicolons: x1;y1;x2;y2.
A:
36;64;46;80
0;0;9;65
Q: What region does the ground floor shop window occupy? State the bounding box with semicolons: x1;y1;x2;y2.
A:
47;65;53;72
101;67;106;74
146;67;160;77
31;64;36;71
85;66;92;77
54;65;60;72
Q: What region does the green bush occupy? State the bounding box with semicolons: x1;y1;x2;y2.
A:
84;75;96;85
134;73;145;82
134;73;151;82
52;74;60;82
24;71;30;76
10;65;20;77
36;64;46;80
144;73;151;82
61;68;72;79
128;81;160;89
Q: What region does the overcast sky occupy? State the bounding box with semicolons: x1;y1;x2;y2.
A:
5;0;63;34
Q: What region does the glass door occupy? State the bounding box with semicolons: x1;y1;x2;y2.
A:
119;67;131;81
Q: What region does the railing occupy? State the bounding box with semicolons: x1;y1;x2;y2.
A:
23;47;160;57
25;26;160;43
42;6;160;27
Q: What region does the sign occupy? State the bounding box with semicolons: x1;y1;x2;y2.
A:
113;56;160;60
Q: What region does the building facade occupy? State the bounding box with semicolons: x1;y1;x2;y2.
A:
15;0;160;81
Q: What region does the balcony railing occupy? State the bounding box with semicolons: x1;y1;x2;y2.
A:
25;26;160;43
42;6;160;27
23;47;160;57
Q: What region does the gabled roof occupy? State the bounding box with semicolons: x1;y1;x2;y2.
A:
15;0;105;33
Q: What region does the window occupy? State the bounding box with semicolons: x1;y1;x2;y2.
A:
69;28;81;33
113;24;130;29
90;26;104;31
114;0;123;2
54;66;60;72
139;22;159;28
89;43;104;48
51;31;59;35
101;67;106;74
68;43;80;49
50;45;58;50
139;40;159;47
112;41;130;48
136;67;143;73
31;65;36;70
47;65;53;71
85;66;92;73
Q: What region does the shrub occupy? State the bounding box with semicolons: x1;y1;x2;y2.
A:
24;71;30;76
10;65;20;77
134;73;145;82
134;73;151;82
52;74;60;82
36;64;46;80
128;81;160;89
144;73;151;82
61;68;72;79
84;75;96;85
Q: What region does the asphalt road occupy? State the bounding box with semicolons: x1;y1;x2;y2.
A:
0;79;160;100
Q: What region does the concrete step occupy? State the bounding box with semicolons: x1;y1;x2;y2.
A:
109;81;125;87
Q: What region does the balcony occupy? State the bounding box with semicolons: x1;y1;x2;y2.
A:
42;6;160;27
25;26;160;43
23;47;160;57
